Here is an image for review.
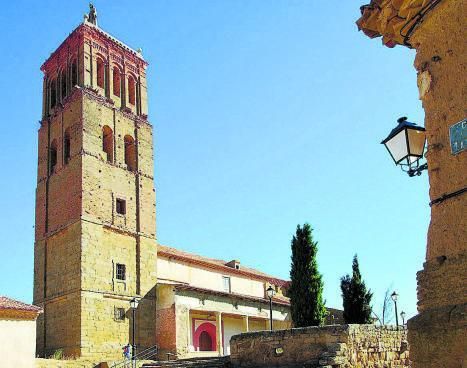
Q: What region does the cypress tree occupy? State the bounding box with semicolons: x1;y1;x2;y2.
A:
289;223;327;327
340;255;373;324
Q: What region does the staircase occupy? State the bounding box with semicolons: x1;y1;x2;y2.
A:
142;356;230;368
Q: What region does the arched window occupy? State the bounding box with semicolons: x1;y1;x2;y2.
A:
49;139;58;174
102;125;114;163
96;58;105;89
71;60;78;87
50;79;57;108
113;67;121;98
64;129;71;164
60;69;67;99
128;75;136;105
124;135;136;172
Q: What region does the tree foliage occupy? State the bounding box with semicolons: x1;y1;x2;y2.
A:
289;223;327;327
340;255;373;324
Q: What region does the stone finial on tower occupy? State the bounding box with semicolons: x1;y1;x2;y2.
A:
87;3;98;26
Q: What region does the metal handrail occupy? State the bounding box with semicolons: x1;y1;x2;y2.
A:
111;345;159;368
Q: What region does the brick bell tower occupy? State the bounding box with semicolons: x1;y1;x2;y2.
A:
33;5;157;359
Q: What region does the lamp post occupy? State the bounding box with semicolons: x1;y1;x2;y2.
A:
391;291;399;330
130;297;139;368
381;117;427;177
266;286;276;331
400;311;406;326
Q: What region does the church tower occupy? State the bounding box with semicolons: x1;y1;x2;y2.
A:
33;5;157;359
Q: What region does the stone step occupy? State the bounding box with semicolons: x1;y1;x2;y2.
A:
143;356;230;368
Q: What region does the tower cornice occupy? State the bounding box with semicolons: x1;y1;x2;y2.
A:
41;22;147;75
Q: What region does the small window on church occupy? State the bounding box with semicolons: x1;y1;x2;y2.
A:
116;198;126;215
128;75;136;105
64;129;71;164
113;67;121;97
116;263;126;281
97;57;105;89
50;79;57;108
114;307;126;321
71;60;78;87
102;125;114;163
222;276;231;293
49;139;58;175
124;135;137;172
61;69;67;99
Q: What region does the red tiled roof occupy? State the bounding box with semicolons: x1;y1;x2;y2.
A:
158;245;290;287
0;296;42;313
164;283;290;307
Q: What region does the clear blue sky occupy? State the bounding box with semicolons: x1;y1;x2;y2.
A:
0;1;429;320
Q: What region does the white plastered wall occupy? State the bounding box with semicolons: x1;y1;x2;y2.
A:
157;258;265;298
0;319;37;368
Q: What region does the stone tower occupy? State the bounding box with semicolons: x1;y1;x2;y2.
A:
33;6;157;359
357;1;466;367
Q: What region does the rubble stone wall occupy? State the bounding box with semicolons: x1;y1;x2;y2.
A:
230;324;409;368
407;1;466;367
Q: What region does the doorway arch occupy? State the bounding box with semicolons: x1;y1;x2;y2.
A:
193;322;216;351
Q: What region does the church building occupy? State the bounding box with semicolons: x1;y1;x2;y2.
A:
33;5;296;361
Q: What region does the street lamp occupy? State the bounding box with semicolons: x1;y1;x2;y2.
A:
381;117;427;177
391;291;399;330
130;298;139;368
266;286;276;331
400;311;406;326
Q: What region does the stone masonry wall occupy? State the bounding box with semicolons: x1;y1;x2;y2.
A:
35;358;153;368
230;325;409;368
406;1;466;367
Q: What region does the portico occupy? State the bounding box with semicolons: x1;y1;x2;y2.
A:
156;282;291;358
155;245;292;359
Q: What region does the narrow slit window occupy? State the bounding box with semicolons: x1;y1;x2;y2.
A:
50;79;57;108
97;58;105;89
128;75;136;105
124;135;136;172
71;60;78;87
102;125;114;163
49;139;58;174
64;129;71;164
61;70;67;99
113;67;121;97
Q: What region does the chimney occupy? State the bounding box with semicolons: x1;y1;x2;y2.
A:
226;260;240;270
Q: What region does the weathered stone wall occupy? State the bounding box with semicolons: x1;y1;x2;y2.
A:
357;2;466;367
230;325;409;368
35;86;157;360
77;91;157;360
35;358;153;368
35;358;96;368
406;1;466;367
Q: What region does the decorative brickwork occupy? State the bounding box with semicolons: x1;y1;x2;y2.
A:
156;305;177;355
